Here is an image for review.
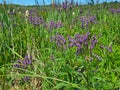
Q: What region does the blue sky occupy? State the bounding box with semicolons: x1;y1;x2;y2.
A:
0;0;120;6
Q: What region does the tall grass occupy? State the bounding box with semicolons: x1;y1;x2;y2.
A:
0;1;120;90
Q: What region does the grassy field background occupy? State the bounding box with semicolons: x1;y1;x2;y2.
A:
0;1;120;89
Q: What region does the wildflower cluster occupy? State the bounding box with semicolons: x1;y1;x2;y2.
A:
51;34;66;49
27;9;63;30
14;55;32;69
29;16;45;26
29;9;37;16
49;20;63;31
12;54;33;82
62;0;78;10
68;32;98;55
109;8;120;14
80;16;96;28
25;9;45;26
90;35;98;49
52;32;99;56
51;32;113;61
100;44;112;53
79;9;83;14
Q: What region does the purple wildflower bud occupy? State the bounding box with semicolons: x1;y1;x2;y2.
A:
116;9;120;13
54;34;66;48
82;34;88;41
100;44;105;49
22;60;27;65
25;59;32;65
109;8;116;13
39;17;44;24
80;16;96;28
76;50;79;55
69;43;74;47
29;15;45;26
30;55;32;59
84;42;89;45
81;22;84;28
29;16;33;22
62;2;67;9
75;34;81;39
24;76;30;82
89;16;96;22
90;44;94;49
93;35;97;40
24;55;28;59
49;20;55;30
29;9;37;16
86;32;90;36
76;48;81;55
57;21;63;28
90;35;98;49
14;64;20;68
80;17;85;22
17;59;21;63
44;23;48;28
76;43;81;47
79;9;83;13
68;36;71;40
79;38;84;43
107;46;112;53
75;1;78;7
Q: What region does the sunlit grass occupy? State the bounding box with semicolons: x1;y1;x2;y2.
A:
0;1;120;90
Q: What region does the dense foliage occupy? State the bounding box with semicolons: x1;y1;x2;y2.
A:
0;1;120;90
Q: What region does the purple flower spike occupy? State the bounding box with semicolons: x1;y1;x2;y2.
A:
80;16;96;28
14;64;20;68
24;55;29;59
79;38;84;43
62;2;67;9
90;45;94;49
53;34;66;49
49;20;63;31
29;15;45;26
24;76;30;82
69;43;74;47
86;32;90;36
75;1;78;7
76;43;81;48
27;59;32;64
17;59;21;63
22;60;27;65
90;35;98;49
82;35;88;41
79;9;83;13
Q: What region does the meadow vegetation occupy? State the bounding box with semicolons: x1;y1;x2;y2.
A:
0;1;120;89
